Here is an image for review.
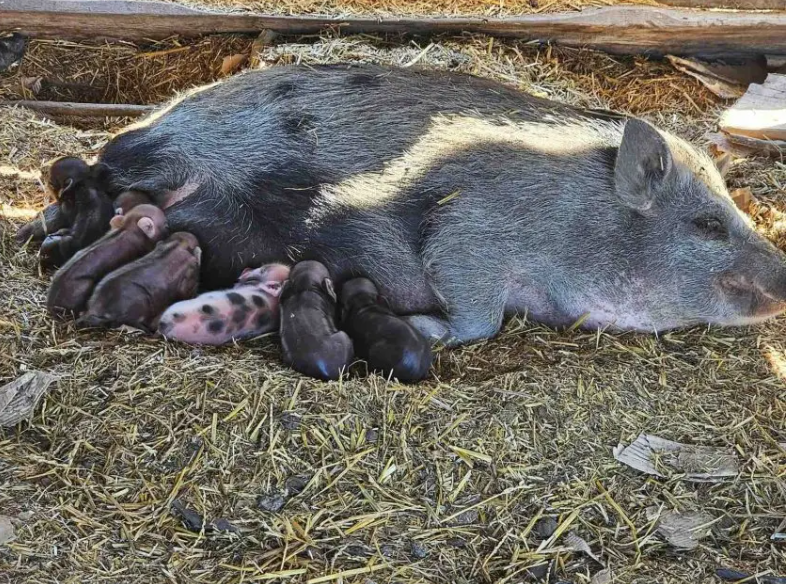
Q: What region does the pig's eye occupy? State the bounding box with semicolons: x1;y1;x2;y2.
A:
693;216;727;238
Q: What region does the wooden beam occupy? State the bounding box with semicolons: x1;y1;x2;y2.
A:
0;100;154;117
656;0;784;9
1;0;786;57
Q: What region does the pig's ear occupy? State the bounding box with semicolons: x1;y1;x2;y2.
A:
109;214;125;230
614;119;673;212
323;278;337;303
137;216;157;239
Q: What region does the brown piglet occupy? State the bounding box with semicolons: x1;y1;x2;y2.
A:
78;232;201;332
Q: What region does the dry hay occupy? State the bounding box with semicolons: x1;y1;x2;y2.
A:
169;0;658;18
1;33;786;584
0;36;253;106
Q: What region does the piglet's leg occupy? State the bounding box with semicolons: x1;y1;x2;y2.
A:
16;202;68;245
39;229;75;270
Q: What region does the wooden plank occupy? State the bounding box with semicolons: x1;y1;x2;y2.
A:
720;73;786;141
1;0;786;57
0;100;154;117
657;0;786;9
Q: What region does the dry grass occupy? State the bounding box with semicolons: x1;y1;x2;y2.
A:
169;0;658;18
0;37;253;106
1;32;786;584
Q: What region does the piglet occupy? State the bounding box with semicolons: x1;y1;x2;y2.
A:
113;190;153;216
78;232;201;332
279;261;354;381
39;157;115;269
339;278;432;383
158;263;290;345
47;204;168;316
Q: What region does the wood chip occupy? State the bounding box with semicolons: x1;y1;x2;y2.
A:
0;516;15;546
720;73;786;142
0;370;59;427
613;434;739;481
220;53;248;76
730;187;755;213
647;508;715;550
709;132;761;159
710;131;786;159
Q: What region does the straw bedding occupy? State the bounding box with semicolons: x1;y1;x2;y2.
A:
0;31;784;584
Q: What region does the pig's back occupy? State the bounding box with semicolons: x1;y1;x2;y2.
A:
101;64;613;189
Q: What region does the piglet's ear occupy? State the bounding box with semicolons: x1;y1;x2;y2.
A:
241;267;253;277
614;118;673;212
109;214;125;230
278;279;291;300
323;278;337;303
58;178;75;199
193;246;202;265
91;162;112;183
137;216;157;239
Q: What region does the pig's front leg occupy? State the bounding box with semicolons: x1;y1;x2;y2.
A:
405;308;504;348
405;314;455;346
407;267;508;346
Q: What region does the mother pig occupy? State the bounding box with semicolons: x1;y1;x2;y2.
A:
24;64;786;345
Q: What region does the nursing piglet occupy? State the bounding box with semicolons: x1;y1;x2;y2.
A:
39;157;115;268
47;204;167;316
279;261;354;381
158;263;290;344
340;277;432;383
78;232;201;331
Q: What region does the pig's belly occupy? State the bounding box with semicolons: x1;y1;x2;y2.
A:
508;286;656;331
164;196;440;315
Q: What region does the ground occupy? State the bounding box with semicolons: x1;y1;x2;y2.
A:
0;30;785;584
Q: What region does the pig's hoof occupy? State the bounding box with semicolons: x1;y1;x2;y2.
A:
404;315;455;347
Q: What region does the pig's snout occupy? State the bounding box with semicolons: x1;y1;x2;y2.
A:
721;240;786;317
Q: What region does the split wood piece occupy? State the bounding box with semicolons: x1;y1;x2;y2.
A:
613;434;739;481
730;187;755;213
3;1;786;57
0;370;59;427
666;55;768;99
0;100;154;118
709;131;786;159
720;73;786;142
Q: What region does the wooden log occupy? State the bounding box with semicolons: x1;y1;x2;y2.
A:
0;100;154;117
1;0;786;57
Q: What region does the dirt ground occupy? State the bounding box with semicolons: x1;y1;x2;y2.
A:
0;31;785;584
